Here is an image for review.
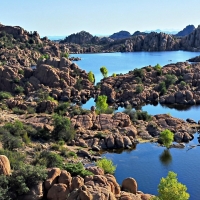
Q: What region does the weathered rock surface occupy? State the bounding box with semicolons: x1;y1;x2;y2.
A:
0;155;11;175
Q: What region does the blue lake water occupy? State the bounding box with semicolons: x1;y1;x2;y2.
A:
72;51;200;83
73;51;200;199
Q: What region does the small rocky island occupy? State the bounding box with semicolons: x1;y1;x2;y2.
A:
0;23;199;199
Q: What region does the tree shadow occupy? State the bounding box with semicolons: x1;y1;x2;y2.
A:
159;149;172;166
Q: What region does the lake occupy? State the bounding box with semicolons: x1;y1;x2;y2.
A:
72;51;200;83
73;51;200;199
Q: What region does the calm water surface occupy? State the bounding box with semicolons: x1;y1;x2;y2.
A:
73;51;200;199
72;51;200;83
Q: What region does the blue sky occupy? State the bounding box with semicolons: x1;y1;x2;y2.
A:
0;0;200;36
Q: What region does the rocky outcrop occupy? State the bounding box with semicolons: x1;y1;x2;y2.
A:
0;155;11;175
99;62;200;106
176;25;195;37
109;31;131;40
187;55;200;62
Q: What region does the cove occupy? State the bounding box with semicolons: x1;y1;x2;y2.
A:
103;133;200;200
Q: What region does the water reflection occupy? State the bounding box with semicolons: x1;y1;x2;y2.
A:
159;149;172;166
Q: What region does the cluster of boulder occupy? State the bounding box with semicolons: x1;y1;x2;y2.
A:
0;155;153;200
99;62;200;106
22;167;153;200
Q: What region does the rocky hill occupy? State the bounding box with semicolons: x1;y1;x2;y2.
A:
176;25;195;37
109;30;131;40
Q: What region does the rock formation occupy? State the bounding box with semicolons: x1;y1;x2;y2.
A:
176;25;195;37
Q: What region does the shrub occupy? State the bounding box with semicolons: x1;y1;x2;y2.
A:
0;91;12;100
100;66;108;78
0;149;25;170
180;81;186;87
154;64;162;76
133;68;144;78
47;96;58;104
158;81;167;95
112;73;116;77
12;107;26;115
135;84;144;94
63;162;93;177
135;76;142;83
52;114;75;141
160;129;174;148
75;78;83;91
96;157;116;174
165;74;177;88
27;106;36;114
34;151;63;168
96;95;108;113
18;69;24;75
14;86;24;94
55;102;70;115
154;171;190;200
88;71;95;83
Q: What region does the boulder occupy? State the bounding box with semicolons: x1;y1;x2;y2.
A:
58;170;72;188
122;178;138;194
0;155;11;175
47;183;69;200
45;168;61;190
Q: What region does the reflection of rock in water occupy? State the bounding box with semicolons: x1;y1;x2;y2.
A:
159;149;172;166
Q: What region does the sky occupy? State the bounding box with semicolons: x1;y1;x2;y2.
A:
0;0;200;37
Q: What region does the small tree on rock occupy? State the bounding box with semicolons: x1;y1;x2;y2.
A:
100;66;108;78
153;171;190;200
88;71;95;83
96;95;108;113
160;129;174;148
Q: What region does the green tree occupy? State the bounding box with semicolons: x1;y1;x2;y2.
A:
96;95;108;113
96;157;116;174
160;129;174;148
154;171;190;200
52;114;75;141
88;71;95;83
100;66;108;78
112;73;116;77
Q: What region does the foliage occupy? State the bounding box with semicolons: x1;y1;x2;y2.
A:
34;151;64;168
158;81;167;95
180;81;186;87
12;107;26;115
133;68;144;78
39;54;49;60
47;96;58;104
75;78;83;91
96;95;108;113
14;86;24;94
160;129;174;148
164;74;177;88
135;84;144;94
154;64;162;76
112;73;116;77
100;66;108;78
123;106;152;122
135;76;142;83
96;157;116;174
0;91;12;100
63;162;93;177
0;149;25;170
52;114;75;141
88;71;95;83
61;52;70;59
54;102;70;115
154;171;190;200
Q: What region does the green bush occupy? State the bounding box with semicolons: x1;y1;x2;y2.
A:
123;107;152;122
135;76;142;83
34;151;63;168
165;74;177;88
63;162;93;177
52;114;75;141
88;71;95;83
158;81;167;95
0;149;25;170
0;91;12;100
12;107;26;115
112;73;116;77
133;68;144;78
96;95;108;113
14;86;24;94
55;102;70;115
160;129;174;148
135;84;144;94
180;81;186;87
18;69;24;75
153;171;190;200
100;66;108;78
154;64;162;76
96;157;116;174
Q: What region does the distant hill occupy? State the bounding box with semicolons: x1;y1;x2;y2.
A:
176;25;195;37
109;31;131;40
145;29;178;34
